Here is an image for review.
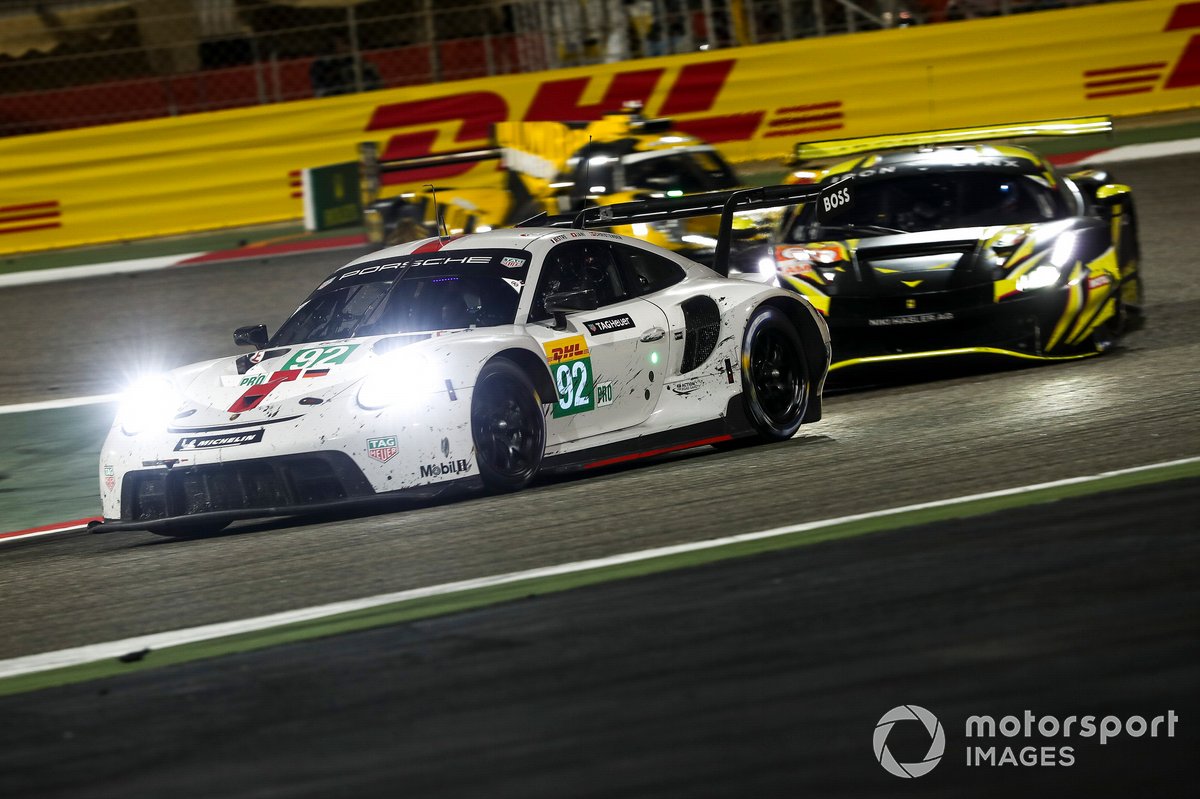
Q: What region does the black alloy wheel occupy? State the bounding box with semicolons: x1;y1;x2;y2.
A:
741;306;810;441
471;359;546;492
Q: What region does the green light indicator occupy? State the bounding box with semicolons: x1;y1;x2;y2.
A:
667;190;683;197
650;351;660;365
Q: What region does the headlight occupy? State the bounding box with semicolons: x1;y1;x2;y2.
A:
357;351;443;410
1049;230;1078;268
118;375;182;436
1016;265;1063;292
1014;231;1077;293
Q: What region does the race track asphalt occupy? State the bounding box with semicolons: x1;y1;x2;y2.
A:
0;153;1197;670
1;477;1196;798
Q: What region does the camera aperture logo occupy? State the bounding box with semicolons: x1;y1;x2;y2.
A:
874;705;945;778
874;706;1180;777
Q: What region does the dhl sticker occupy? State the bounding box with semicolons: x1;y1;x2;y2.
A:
543;336;590;365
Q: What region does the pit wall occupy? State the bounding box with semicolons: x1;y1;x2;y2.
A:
2;0;1197;255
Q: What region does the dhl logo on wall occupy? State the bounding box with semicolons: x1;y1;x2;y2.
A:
0;0;1198;255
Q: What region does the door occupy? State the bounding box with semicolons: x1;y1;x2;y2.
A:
528;239;671;440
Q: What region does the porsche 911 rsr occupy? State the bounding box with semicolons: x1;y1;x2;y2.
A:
96;185;838;536
763;117;1142;372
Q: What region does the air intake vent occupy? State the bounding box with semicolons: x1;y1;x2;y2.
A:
680;296;721;373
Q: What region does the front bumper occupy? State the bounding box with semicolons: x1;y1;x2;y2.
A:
825;287;1071;366
96;450;480;533
119;451;373;523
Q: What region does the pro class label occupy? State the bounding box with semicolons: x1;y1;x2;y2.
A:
583;313;635;335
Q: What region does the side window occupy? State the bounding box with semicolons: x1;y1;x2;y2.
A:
613;243;686;296
529;241;629;322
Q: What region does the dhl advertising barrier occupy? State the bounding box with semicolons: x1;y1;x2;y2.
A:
1;0;1199;255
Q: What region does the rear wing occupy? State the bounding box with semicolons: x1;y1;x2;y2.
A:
520;179;856;277
790;116;1112;164
358;141;502;204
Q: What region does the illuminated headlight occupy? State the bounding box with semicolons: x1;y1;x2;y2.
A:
357;351;443;410
1016;264;1064;292
118;375;182;436
1049;231;1078;268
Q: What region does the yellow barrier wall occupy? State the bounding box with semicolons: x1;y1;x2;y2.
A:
2;0;1198;255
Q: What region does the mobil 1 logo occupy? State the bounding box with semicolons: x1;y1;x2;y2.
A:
817;176;855;222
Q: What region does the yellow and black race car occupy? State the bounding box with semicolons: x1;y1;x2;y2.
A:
361;104;758;263
759;117;1143;373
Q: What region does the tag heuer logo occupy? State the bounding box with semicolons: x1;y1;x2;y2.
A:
367;436;398;463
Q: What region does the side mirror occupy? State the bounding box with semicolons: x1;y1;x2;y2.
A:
1095;183;1132;204
544;289;598;330
234;324;269;349
1094;183;1132;220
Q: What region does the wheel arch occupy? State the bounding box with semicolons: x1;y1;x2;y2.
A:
491;347;555;405
756;296;829;423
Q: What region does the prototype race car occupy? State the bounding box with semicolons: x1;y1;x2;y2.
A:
359;103;763;262
96;184;842;536
763;117;1142;372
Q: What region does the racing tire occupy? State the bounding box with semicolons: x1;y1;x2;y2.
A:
471;358;546;492
737;306;810;442
1090;295;1124;354
146;519;230;538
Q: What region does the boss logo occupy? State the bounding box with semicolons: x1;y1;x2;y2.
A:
819;180;854;220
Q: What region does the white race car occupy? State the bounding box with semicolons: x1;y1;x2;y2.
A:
97;185;841;535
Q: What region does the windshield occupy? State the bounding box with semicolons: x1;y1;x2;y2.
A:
790;171;1069;239
271;250;530;346
624;149;739;194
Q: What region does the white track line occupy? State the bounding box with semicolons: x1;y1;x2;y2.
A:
0;393;119;415
1;455;1196;682
0;253;203;289
1081;136;1200;164
0;520;96;543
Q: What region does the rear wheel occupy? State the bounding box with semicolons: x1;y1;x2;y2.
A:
471;359;546;492
738;306;810;441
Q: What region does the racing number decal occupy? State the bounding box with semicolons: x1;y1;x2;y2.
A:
543;336;594;417
281;344;357;371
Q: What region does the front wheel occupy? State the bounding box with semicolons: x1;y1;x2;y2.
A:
471;359;546;492
738;306;810;442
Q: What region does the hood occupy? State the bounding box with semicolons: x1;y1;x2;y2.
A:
776;220;1081;298
167;332;443;431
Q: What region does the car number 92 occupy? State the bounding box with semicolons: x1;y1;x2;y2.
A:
544;336;594;417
